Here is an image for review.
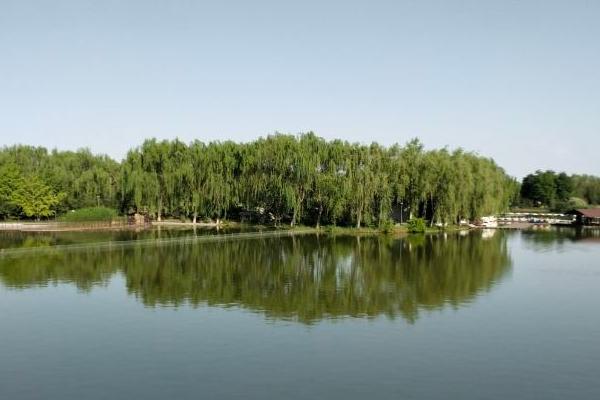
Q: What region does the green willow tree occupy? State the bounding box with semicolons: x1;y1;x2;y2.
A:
2;133;521;224
571;175;600;205
202;141;239;223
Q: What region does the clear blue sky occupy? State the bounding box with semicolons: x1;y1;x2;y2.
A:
1;0;599;178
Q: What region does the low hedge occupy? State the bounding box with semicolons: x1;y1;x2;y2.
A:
58;207;118;222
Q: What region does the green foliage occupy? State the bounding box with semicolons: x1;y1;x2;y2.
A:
570;175;600;205
553;197;590;213
58;207;118;222
380;219;395;233
2;133;519;225
11;175;64;220
407;218;426;233
520;171;600;210
0;145;119;215
568;197;589;209
520;170;572;209
0;163;21;218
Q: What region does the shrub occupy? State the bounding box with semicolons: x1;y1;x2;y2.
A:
568;197;589;209
553;197;588;213
407;218;426;233
58;207;118;222
380;219;395;233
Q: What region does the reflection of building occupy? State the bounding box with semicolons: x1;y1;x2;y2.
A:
481;229;496;239
567;209;600;226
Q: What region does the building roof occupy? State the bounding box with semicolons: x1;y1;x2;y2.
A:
569;208;600;218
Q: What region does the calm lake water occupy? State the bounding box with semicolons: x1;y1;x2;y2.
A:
1;228;599;399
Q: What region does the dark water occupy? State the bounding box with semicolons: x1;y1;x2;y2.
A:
0;229;599;399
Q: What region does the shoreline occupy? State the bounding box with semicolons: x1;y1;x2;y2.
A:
0;221;145;233
0;220;450;234
0;219;592;234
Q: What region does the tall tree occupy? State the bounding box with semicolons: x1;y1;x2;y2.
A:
11;175;64;220
0;163;21;218
2;134;520;224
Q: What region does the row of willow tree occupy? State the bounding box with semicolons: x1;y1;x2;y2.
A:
0;133;519;226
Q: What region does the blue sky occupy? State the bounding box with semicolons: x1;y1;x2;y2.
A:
1;0;599;178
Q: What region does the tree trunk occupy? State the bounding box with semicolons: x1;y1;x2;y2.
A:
316;204;323;229
157;196;163;222
291;191;305;227
291;210;297;227
356;209;362;229
192;211;197;224
430;194;435;227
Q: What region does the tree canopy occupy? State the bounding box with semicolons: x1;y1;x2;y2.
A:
520;170;600;211
1;134;519;225
570;174;600;206
0;145;119;219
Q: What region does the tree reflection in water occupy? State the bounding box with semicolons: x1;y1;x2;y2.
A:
0;232;511;324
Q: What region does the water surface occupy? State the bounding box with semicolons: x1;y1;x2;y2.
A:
1;229;599;399
0;225;261;249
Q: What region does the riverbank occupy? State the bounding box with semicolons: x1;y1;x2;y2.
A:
0;221;141;232
2;219;586;234
0;220;461;234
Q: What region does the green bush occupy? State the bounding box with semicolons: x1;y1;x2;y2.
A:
380;219;395;233
58;207;118;222
553;197;589;213
407;218;426;233
568;197;589;209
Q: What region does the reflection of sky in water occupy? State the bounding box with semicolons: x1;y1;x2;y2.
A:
0;230;599;400
0;232;512;323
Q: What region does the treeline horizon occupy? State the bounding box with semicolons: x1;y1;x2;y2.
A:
1;133;519;226
5;135;600;222
519;170;600;211
6;133;596;225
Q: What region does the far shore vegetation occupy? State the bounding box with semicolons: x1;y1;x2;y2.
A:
57;207;119;223
1;133;598;229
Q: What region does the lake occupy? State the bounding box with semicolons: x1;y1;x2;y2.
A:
1;228;599;399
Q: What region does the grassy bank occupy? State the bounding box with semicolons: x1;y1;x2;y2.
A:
274;223;470;235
